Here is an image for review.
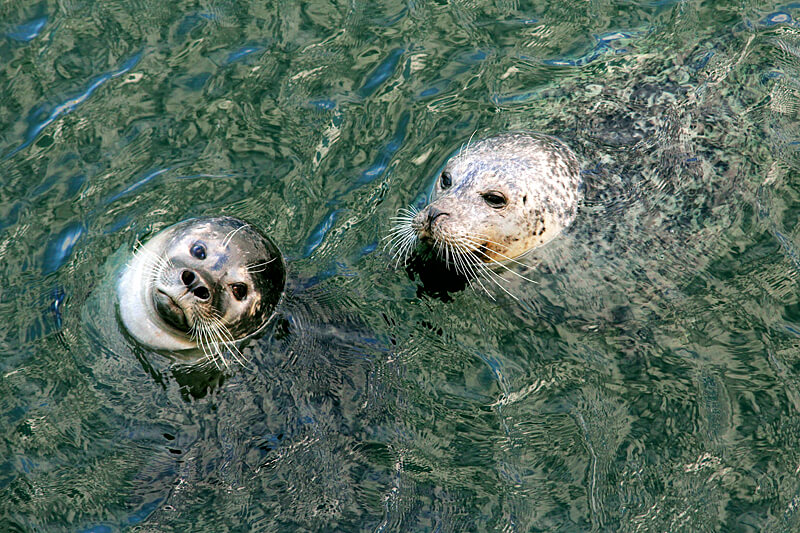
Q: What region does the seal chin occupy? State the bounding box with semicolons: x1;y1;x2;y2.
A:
417;229;435;244
153;288;190;332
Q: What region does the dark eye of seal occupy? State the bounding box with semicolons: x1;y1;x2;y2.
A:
440;171;452;189
482;191;507;208
230;283;248;301
190;243;206;260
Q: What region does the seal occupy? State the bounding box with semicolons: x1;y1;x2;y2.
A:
387;131;582;296
117;216;285;368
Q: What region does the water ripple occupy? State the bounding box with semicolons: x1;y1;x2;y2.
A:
6;16;47;42
4;51;143;159
42;222;84;275
359;48;405;97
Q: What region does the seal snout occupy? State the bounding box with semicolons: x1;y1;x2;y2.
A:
151;267;214;333
153;288;190;332
414;206;449;241
181;269;211;301
426;207;448;229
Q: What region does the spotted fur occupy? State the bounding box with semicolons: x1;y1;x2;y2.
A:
403;132;581;262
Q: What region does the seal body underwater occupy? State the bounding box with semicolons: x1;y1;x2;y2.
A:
117;216;285;367
389;36;758;301
388;131;582;289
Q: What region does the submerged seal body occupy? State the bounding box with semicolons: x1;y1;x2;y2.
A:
117;216;285;366
389;132;582;285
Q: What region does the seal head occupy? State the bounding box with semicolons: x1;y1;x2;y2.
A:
389;132;582;295
117;217;285;366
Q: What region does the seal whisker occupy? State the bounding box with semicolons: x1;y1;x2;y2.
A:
459;252;496;300
444;239;516;301
386;224;418;266
134;245;168;271
246;257;276;273
460;235;539;284
453;244;470;277
222;223;250;248
388;207;419;222
387;232;408;256
201;306;248;366
188;300;229;370
461;232;541;273
396;239;417;267
386;205;422;266
452;244;485;300
389;213;418;222
189;316;215;364
386;218;417;236
203;323;229;371
204;314;250;369
193;307;241;370
476;252;538;284
190;313;213;353
464;129;478;157
384;234;412;257
399;236;418;267
133;242;175;285
472;259;520;301
397;205;420;216
459;232;512;252
384;223;416;239
407;221;524;299
383;225;414;247
191;321;221;370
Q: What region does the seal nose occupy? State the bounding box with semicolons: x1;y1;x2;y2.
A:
181;270;195;286
426;207;448;230
181;269;211;301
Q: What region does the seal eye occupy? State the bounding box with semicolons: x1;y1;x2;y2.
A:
440;171;452;189
190;243;206;260
230;283;248;301
482;192;508;208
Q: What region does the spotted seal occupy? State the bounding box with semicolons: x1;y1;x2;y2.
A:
117;216;285;368
388;132;582;295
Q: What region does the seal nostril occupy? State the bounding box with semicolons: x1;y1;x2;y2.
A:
181;270;195;286
427;208;448;228
193;286;210;300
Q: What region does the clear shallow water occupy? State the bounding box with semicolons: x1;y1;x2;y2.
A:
3;0;800;530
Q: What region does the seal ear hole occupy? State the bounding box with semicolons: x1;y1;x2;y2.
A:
440;171;452;189
482;191;507;208
190;243;207;260
231;283;248;301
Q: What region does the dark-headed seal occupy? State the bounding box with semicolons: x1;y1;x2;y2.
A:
388;132;582;296
117;216;285;368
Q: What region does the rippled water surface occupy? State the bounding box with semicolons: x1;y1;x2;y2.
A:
5;0;800;530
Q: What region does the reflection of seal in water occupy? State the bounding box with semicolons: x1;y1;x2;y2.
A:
117;216;285;368
388;132;582;297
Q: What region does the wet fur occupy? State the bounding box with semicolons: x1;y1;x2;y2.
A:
388;132;582;299
117;217;285;369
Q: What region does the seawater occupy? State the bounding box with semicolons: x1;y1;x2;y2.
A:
2;0;800;531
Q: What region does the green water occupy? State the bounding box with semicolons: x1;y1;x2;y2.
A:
3;0;800;530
